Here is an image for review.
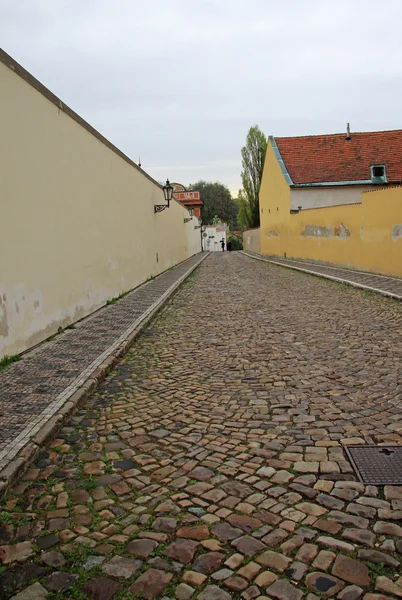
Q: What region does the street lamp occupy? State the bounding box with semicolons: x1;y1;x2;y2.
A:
184;207;194;223
154;179;173;213
200;223;207;252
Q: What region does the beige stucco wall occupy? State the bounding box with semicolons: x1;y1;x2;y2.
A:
242;228;261;254
290;185;373;210
0;58;201;358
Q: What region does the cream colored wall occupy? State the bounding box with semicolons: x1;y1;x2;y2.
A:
0;60;201;358
243;228;261;254
259;161;402;276
290;185;372;210
202;226;227;252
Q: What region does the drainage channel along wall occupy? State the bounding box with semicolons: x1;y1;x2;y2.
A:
259;180;402;277
0;51;201;358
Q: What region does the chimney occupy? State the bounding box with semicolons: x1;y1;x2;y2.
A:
346;123;351;141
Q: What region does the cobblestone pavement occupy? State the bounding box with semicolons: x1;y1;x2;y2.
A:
1;252;402;600
242;251;402;300
0;253;205;470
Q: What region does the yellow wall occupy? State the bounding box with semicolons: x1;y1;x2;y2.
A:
259;140;402;276
260;140;291;258
0;56;201;358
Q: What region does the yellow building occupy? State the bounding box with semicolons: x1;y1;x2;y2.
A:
258;129;402;277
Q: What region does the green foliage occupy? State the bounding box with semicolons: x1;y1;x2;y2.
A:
0;353;20;371
236;190;252;230
78;478;98;491
367;561;390;576
239;124;267;228
188;180;238;227
106;289;129;305
227;234;243;250
0;511;13;524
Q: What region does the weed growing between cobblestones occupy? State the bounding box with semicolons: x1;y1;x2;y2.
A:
106;290;131;306
367;560;392;577
0;354;20;371
0;511;13;524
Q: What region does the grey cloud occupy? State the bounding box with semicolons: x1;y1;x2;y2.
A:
1;0;402;193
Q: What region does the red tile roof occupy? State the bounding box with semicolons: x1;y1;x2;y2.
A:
275;129;402;185
178;199;203;206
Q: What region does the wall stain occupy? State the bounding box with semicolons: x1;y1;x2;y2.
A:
302;224;333;237
334;223;351;238
392;224;402;238
0;295;9;337
302;224;351;238
7;297;102;359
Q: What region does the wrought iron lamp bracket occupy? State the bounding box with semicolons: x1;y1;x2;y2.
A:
154;205;168;213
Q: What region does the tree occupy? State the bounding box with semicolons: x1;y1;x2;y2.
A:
188;181;238;228
239;125;267;228
236;190;251;230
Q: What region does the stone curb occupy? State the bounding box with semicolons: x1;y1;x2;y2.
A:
240;251;402;302
0;252;210;501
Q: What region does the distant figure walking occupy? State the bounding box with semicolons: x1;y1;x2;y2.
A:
220;239;225;251
227;241;232;252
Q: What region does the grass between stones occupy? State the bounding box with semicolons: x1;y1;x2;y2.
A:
0;354;20;371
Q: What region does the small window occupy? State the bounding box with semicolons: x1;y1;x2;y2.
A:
373;166;384;178
370;164;387;183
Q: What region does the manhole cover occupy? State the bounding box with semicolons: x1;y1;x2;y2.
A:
344;445;402;485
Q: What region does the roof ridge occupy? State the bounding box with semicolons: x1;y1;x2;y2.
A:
274;128;402;141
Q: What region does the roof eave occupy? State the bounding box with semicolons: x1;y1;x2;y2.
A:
270;136;294;186
291;179;375;188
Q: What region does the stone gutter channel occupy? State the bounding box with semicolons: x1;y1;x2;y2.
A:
241;251;402;301
0;252;209;500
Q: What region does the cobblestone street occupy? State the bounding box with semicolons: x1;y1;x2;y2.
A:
242;253;402;300
1;252;402;600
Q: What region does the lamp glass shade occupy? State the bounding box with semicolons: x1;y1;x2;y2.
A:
163;179;174;203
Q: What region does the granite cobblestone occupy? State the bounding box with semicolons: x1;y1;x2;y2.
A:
0;253;206;473
1;252;402;599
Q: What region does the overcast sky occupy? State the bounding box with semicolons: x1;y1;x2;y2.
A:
1;0;402;194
